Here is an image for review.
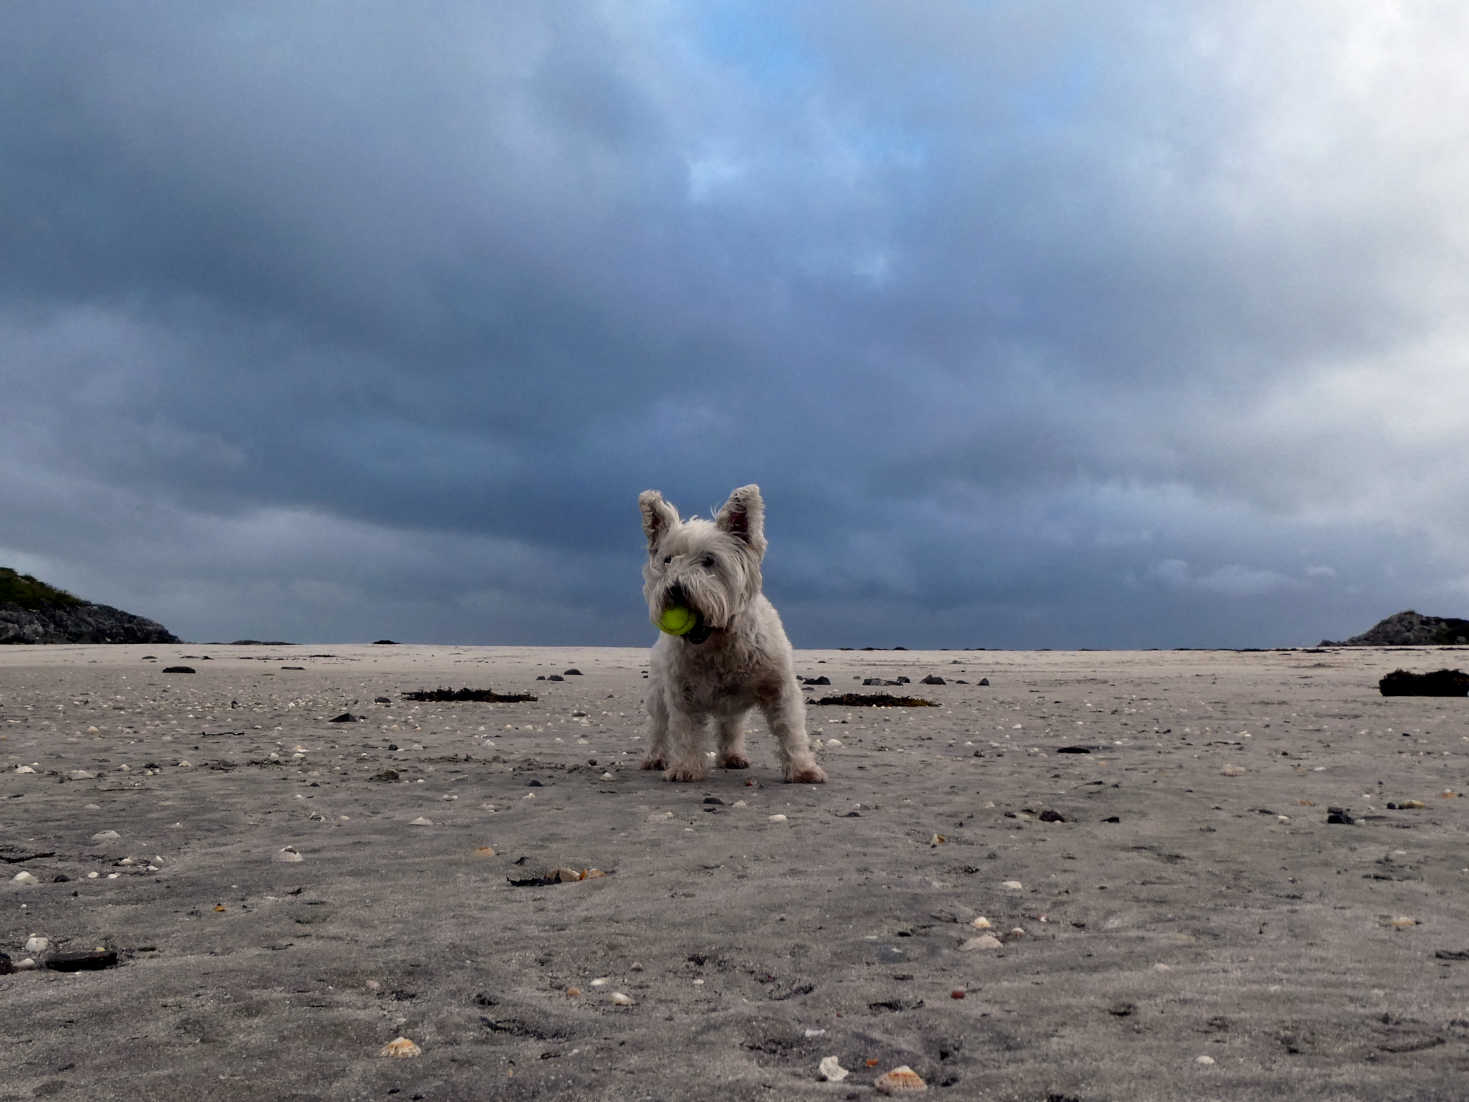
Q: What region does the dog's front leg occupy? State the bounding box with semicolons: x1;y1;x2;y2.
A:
663;709;709;782
641;687;671;771
760;687;826;783
716;715;750;769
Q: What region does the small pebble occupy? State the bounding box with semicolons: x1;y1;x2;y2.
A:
960;934;1004;951
610;991;634;1006
378;1037;422;1058
768;814;788;823
91;830;121;841
12;871;39;885
818;1055;850;1082
276;846;304;863
971;916;992;929
1196;1054;1216;1066
1220;764;1246;777
409;816;434;826
24;935;50;954
1001;880;1023;891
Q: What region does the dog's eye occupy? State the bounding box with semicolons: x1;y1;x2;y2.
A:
701;555;715;569
662;555;672;565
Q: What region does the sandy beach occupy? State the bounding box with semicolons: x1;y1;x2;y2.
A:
4;643;1467;1100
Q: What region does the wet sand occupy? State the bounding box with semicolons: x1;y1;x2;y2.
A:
4;643;1468;1100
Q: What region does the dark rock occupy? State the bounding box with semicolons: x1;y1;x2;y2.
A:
1324;610;1469;647
1326;806;1356;825
1378;668;1469;696
373;639;398;645
563;668;582;676
161;666;196;674
921;675;946;685
329;712;360;723
45;949;119;972
369;769;401;782
1038;809;1067;822
862;677;885;686
802;676;831;686
978;677;990;686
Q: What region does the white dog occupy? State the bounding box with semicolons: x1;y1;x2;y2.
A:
639;484;826;784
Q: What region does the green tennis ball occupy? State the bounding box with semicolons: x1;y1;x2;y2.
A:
658;606;697;636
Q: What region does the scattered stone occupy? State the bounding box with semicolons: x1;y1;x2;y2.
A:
369;769;400;782
1378;669;1469;697
378;1036;422;1058
91;830;122;842
1326;807;1356;825
45;949;119;972
961;934;1003;951
329;712;359;723
1001;880;1024;891
818;1055;850;1082
874;1064;927;1094
610;991;635;1006
563;668;582;676
803;675;831;685
161;666;195;674
1038;809;1067;822
409;816;434;826
1221;764;1247;777
276;846;305;863
24;935;49;954
920;675;945;685
768;814;788;823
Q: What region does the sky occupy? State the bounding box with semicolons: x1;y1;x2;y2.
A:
4;2;1468;649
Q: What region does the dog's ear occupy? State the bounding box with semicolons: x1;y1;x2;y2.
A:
715;484;766;557
639;490;680;553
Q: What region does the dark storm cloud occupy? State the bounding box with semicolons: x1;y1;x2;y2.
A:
3;2;1467;645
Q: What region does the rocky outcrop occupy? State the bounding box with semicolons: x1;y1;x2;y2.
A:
0;568;179;644
1322;610;1469;647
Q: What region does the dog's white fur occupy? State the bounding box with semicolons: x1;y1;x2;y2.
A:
639;484;825;784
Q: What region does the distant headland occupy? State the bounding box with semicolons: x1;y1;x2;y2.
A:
1321;609;1469;647
0;567;179;644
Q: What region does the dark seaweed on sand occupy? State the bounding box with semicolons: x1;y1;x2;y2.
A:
810;692;938;707
403;687;538;703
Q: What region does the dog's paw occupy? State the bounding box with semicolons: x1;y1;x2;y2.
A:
640;754;667;771
718;752;751;769
663;760;708;783
784;758;827;784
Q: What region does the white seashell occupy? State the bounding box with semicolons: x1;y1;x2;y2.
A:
825;738;843;748
1220;764;1246;776
409;816;434;825
768;814;788;823
590;977;610;987
1195;1054;1216;1066
378;1036;422;1058
970;916;992;929
68;770;94;780
1390;916;1418;928
13;871;39;885
276;846;304;863
24;935;49;954
14;765;36;773
874;1064;927;1093
610;991;634;1006
818;1055;849;1082
91;830;121;841
16;957;38;970
1000;880;1023;891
